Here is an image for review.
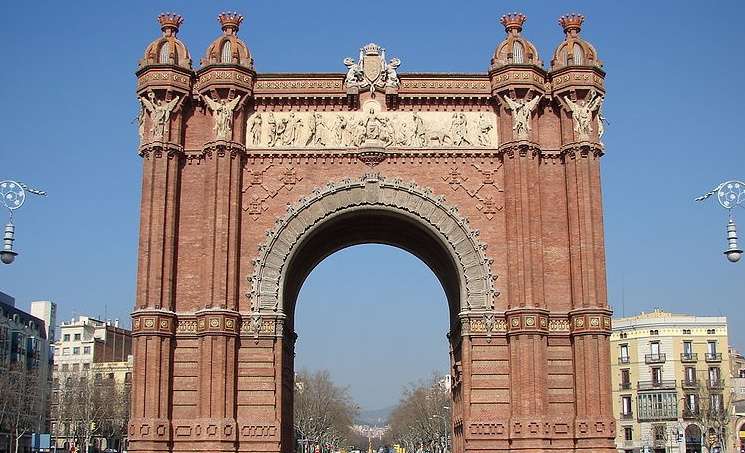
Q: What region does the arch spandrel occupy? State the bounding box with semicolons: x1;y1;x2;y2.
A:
248;174;499;316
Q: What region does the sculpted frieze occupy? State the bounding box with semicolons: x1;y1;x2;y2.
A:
245;102;498;150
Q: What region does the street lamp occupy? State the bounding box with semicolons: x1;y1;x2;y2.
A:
696;180;745;263
0;180;46;264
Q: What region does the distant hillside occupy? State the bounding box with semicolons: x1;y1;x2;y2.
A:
356;405;395;425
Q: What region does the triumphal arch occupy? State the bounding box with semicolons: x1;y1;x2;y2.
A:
130;11;615;453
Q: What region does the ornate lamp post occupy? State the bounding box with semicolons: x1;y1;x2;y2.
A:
696;180;745;263
1;180;46;264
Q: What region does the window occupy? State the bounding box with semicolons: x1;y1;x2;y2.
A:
72;363;79;372
620;332;628;339
650;329;659;335
61;363;69;371
710;393;722;412
159;43;170;64
62;347;70;355
572;43;584;65
620;344;629;362
72;347;80;355
624;427;633;441
652;367;662;384
125;372;132;383
709;367;720;384
63;334;70;342
682;329;691;335
707;341;717;354
108;373;115;380
512;41;524;64
653;424;666;442
621;396;632;415
683;341;692;355
686;393;697;412
685;367;696;383
650;341;660;355
621;369;630;387
220;40;232;63
74;333;81;341
83;346;90;355
707;329;716;334
82;363;89;370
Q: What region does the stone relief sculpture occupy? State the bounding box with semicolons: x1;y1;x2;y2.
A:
343;43;401;93
562;89;603;141
477;113;494;146
202;94;241;141
136;99;146;144
248;112;262;145
597;107;606;141
245;103;498;149
140;91;180;141
502;94;540;140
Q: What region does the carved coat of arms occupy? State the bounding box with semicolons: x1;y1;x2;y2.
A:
344;43;401;93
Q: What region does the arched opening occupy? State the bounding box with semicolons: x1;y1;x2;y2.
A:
221;40;232;63
284;210;459;451
158;42;170;64
249;176;497;453
294;244;450;449
685;424;702;453
572;43;584;65
512;41;524;64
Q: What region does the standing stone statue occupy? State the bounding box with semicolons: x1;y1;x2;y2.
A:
477;113;493;146
333;114;348;146
266;113;278;147
284;113;303;146
305;113;326;146
563;90;603;140
248;113;262;145
502;94;540;140
136;98;146;144
140;91;180;141
450;113;471;146
411;112;427;147
202;94;242;141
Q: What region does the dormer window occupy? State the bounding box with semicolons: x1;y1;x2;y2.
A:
159;43;170;64
221;41;232;63
572;43;584;65
512;42;524;64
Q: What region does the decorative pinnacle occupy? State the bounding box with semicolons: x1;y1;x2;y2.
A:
218;11;243;34
157;13;183;36
559;13;584;35
500;12;526;34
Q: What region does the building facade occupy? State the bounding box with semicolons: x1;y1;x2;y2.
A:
731;348;745;452
611;310;733;453
0;292;52;453
132;11;614;453
51;317;132;452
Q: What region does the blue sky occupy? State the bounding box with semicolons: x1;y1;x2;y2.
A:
1;1;744;410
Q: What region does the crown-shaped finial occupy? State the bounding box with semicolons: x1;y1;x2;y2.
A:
158;13;183;36
500;13;527;34
218;11;243;34
362;43;382;55
559;14;584;35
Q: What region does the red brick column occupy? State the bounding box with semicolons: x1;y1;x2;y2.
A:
130;140;182;453
564;145;615;452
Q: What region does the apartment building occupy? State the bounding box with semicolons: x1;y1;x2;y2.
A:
611;309;731;453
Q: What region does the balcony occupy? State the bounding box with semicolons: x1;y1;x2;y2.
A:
638;380;677;391
680;352;698;363
707;379;725;390
619;381;632;390
645;353;666;364
638;411;679;422
681;379;698;390
620;411;634;420
705;352;722;363
618;356;631;365
682;408;699;419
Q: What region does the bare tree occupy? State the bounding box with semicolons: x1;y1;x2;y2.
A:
388;373;452;453
3;366;44;453
684;378;733;452
294;369;358;451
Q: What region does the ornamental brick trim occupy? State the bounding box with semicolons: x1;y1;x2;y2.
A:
249;174;499;314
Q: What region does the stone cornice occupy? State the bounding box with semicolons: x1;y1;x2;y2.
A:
138;141;184;158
